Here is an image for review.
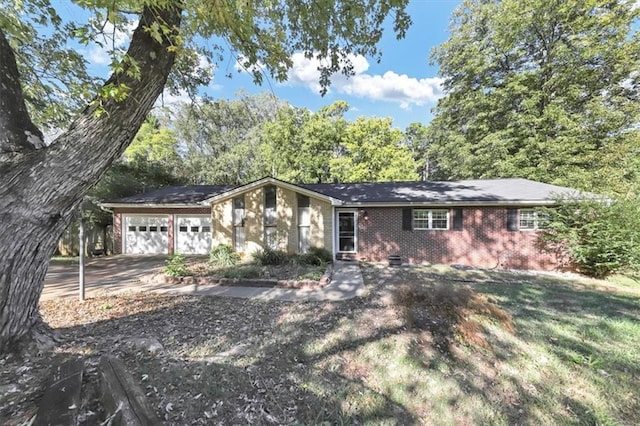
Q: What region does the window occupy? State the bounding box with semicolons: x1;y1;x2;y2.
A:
264;186;278;247
139;226;147;232
413;209;448;230
128;226;136;232
297;195;310;253
233;196;245;226
201;226;211;233
518;209;548;230
264;186;277;226
191;226;199;232
160;226;168;232
233;196;245;252
149;226;158;232
264;226;278;249
179;226;188;232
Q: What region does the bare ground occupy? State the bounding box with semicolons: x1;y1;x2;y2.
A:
2;263;639;425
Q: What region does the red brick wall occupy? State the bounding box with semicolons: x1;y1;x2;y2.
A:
357;207;560;271
112;208;210;254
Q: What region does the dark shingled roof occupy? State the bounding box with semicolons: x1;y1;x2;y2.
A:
106;185;234;204
105;179;579;205
300;178;578;203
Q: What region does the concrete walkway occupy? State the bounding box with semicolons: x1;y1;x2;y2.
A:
152;261;365;302
42;258;365;302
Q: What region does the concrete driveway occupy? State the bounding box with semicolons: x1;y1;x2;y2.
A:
42;256;365;302
42;255;167;301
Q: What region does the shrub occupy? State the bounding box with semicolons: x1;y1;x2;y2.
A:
309;246;333;262
297;269;324;281
165;253;189;277
222;265;261;279
540;196;640;278
254;247;289;265
298;253;325;266
210;244;240;266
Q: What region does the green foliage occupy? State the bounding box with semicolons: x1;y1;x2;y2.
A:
403;122;433;181
0;0;97;128
125;117;182;174
165;253;189;277
541;197;640;278
222;265;261;279
209;244;240;266
296;269;324;281
259;101;348;183
254;247;290;266
173;92;283;185
4;0;411;129
330;117;419;182
298;247;333;266
428;0;640;191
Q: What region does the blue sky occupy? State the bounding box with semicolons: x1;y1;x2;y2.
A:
214;1;460;129
75;1;461;129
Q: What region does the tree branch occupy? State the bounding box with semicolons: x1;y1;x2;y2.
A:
0;28;45;153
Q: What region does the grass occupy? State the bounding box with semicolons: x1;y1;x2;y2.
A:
23;264;640;425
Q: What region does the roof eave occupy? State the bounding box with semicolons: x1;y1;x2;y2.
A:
99;203;208;209
339;199;562;208
201;177;344;206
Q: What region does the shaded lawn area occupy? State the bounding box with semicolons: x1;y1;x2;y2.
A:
2;264;639;425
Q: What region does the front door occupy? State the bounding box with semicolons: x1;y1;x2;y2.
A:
337;211;357;253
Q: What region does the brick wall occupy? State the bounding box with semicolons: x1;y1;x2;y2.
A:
357;207;560;271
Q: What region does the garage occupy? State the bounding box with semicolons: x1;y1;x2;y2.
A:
123;215;169;254
175;215;212;254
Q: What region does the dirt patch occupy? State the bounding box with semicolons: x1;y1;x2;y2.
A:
5;262;636;425
392;283;514;352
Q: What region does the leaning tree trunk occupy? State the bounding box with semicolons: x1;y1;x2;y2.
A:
0;5;182;353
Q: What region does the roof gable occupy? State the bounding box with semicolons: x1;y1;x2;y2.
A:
101;178;582;207
201;177;343;205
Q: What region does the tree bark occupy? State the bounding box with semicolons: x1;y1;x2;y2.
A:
0;4;182;353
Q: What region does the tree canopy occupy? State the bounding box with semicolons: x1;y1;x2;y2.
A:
105;97;423;189
0;0;413;352
428;0;640;192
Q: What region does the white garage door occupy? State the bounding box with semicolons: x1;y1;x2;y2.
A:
175;215;212;254
124;215;169;254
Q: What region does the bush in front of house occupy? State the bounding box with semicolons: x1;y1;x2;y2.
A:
298;247;333;266
165;253;189;277
210;244;240;266
254;247;290;265
222;265;261;279
540;196;640;279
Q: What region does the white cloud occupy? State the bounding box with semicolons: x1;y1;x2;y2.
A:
285;52;443;109
86;20;138;66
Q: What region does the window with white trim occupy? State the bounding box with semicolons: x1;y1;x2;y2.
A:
413;209;449;230
297;195;310;253
519;209;548;230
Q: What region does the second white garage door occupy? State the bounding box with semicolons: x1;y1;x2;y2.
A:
175;215;212;254
124;215;169;254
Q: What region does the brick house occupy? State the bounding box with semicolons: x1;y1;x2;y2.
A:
101;177;579;271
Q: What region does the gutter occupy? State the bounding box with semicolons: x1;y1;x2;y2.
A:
99;203;209;209
337;200;564;208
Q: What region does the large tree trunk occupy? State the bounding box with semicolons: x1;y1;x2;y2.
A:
0;5;182;353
